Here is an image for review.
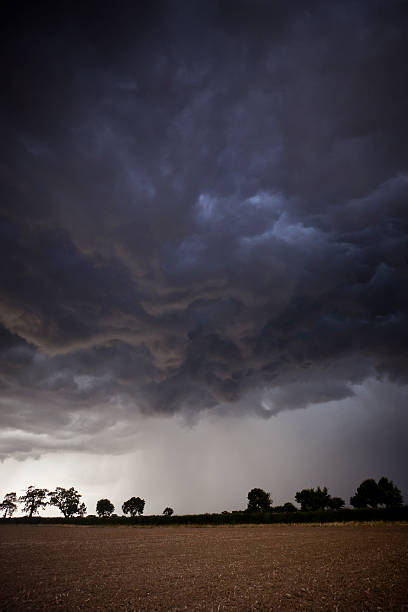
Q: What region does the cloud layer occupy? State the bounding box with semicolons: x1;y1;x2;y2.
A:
0;0;407;457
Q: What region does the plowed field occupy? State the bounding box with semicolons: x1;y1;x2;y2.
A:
1;523;407;610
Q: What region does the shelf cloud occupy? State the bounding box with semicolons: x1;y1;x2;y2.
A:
0;0;407;463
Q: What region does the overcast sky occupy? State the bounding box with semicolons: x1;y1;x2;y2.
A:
1;0;407;515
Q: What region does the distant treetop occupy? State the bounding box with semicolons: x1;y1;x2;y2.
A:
350;477;403;509
48;487;86;518
96;498;115;517
122;497;145;517
19;486;48;518
247;488;272;512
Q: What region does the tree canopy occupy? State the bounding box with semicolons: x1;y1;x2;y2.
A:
96;498;115;517
163;507;174;516
19;486;48;517
294;487;344;511
282;502;298;512
48;487;86;518
122;496;145;517
328;496;345;510
378;477;403;507
0;492;18;518
350;477;403;508
247;488;272;512
350;479;381;508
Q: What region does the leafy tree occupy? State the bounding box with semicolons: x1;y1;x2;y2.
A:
272;502;298;513
328;496;345;510
122;496;145;517
48;487;86;518
19;486;48;517
350;477;403;508
282;502;298;512
163;507;174;516
295;487;331;511
247;488;272;512
96;498;114;517
378;477;403;507
350;479;382;508
0;492;18;518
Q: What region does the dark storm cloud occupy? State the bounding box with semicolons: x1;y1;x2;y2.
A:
0;0;407;451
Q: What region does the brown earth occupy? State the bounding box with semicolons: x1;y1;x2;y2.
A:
0;523;407;611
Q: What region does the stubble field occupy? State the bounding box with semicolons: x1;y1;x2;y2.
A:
0;523;407;611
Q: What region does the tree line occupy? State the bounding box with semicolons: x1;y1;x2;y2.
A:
0;487;159;519
246;476;403;513
0;477;403;519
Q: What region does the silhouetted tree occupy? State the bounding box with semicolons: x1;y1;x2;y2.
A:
19;486;48;517
378;477;403;507
96;498;114;517
48;487;86;518
0;492;18;518
272;502;298;513
350;479;382;508
295;487;331;511
122;497;145;517
328;496;345;510
350;477;403;508
163;507;174;516
247;488;272;512
282;502;298;512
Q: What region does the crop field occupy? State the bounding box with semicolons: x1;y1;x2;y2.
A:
1;523;407;611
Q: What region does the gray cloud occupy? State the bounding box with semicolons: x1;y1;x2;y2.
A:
0;0;407;457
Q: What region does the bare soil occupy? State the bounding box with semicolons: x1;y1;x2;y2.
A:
0;523;407;611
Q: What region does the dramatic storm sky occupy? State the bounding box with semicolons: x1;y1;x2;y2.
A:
1;0;407;514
